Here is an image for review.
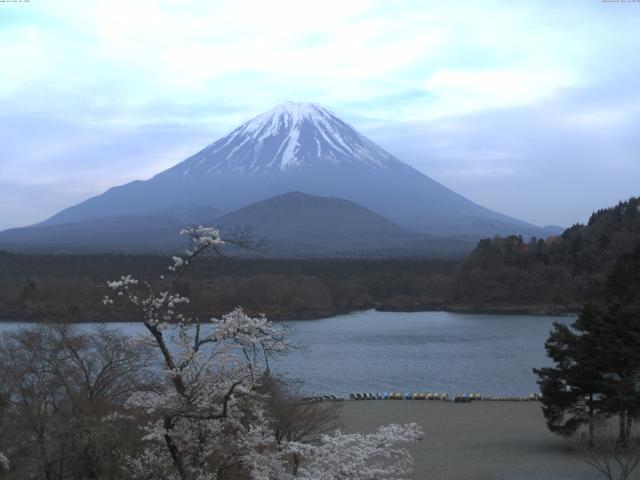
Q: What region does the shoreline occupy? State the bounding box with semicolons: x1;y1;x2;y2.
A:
0;304;579;323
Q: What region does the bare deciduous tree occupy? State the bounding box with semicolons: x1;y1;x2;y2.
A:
260;377;340;475
0;324;157;480
577;426;640;480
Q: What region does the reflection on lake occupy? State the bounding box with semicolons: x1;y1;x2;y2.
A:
0;310;572;396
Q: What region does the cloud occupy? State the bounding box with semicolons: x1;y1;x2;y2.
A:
0;0;639;229
423;69;577;118
374;82;640;227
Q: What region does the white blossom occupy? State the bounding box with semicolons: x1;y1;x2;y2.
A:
290;423;424;480
168;256;185;272
211;308;288;354
107;274;138;289
180;225;224;249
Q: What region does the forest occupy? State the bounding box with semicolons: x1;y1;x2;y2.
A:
0;197;638;322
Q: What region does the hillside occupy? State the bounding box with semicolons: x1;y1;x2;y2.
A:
448;197;640;310
0;215;188;254
214;192;474;256
216;191;403;237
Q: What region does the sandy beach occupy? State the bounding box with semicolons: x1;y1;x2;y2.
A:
337;400;626;480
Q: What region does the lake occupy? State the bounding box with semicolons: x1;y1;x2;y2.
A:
0;310;572;397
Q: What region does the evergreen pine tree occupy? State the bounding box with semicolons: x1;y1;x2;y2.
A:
534;306;606;444
535;244;640;444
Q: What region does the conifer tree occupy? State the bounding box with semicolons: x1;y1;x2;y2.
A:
534;305;606;444
535;244;640;444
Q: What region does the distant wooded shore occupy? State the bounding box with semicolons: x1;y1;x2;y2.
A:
0;251;584;323
0;304;579;324
1;197;637;323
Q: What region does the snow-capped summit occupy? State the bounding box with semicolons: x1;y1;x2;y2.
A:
163;102;407;176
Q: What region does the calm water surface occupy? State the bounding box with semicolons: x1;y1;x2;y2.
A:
0;310;572;396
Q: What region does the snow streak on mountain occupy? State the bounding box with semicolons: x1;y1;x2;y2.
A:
163;102;411;176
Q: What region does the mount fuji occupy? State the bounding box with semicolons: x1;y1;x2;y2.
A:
0;102;555;254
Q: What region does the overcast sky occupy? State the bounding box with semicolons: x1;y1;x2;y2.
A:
1;0;639;230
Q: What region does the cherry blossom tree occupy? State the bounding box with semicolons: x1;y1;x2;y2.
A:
102;226;423;480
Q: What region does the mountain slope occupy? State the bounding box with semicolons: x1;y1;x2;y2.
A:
215;191;403;237
212;191;451;256
0;216;185;254
3;102;551;253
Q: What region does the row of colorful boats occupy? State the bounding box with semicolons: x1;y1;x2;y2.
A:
347;392;541;401
300;395;344;402
350;392;451;400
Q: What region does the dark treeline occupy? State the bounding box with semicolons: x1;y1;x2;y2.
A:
0;254;457;321
1;197;638;321
455;197;640;310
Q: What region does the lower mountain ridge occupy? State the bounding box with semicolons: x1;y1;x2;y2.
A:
0;192;476;257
